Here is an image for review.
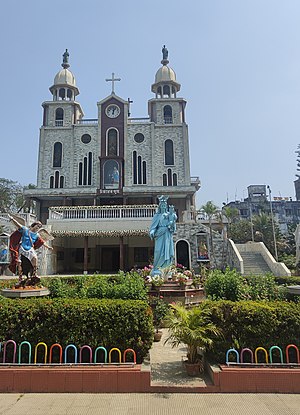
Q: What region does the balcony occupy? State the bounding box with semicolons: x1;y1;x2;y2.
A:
47;205;157;235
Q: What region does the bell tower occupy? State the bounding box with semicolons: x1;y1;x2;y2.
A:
42;49;84;128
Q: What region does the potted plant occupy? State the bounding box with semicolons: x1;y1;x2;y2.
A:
164;303;222;376
150;297;170;341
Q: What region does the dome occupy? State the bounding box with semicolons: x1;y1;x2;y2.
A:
155;65;177;84
54;68;76;87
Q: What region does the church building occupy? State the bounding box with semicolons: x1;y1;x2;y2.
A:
25;47;205;274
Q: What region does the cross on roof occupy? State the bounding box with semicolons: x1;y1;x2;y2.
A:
105;72;121;94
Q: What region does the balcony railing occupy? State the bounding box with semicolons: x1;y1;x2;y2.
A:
77;119;98;125
55;120;63;127
128;117;150;123
48;205;158;221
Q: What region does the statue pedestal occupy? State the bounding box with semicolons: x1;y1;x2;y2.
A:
1;287;50;298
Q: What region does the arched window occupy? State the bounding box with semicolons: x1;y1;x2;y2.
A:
163;174;167;186
164;139;174;165
50;176;54;188
78;152;93;186
163;85;170;98
54;171;59;188
53;142;62;167
163;105;172;124
59;88;65;100
173;173;177;186
167;168;172;186
132;151;146;185
107;129;118;156
55;108;64;126
67;89;73;100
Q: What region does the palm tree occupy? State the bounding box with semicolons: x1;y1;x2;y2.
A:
165;304;222;365
200;201;219;266
222;206;239;238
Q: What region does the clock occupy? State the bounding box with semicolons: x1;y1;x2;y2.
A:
106;104;120;118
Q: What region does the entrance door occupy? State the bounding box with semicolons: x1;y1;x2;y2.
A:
176;240;190;269
101;247;120;272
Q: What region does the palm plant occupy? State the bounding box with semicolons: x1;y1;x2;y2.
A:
164;304;222;364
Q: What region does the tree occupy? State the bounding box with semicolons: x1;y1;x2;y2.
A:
0;178;36;213
222;206;239;238
229;220;253;243
200;201;219;265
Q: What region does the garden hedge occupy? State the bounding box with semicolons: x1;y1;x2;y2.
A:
201;300;300;363
0;297;153;363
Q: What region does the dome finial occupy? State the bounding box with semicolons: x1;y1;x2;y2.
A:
62;49;70;69
161;45;169;65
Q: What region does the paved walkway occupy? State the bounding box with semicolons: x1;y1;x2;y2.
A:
0;393;299;414
150;328;211;388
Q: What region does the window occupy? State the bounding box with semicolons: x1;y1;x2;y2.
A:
78;152;92;185
164;139;174;165
81;134;91;144
163;85;170;98
132;151;146;185
163;105;172;124
107;129;118;156
55;108;64;126
50;171;64;189
134;133;144;143
53;142;62;167
163;169;177;186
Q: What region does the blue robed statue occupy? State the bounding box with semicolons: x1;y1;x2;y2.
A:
149;195;177;276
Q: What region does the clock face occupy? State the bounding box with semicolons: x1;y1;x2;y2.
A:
106;104;120;118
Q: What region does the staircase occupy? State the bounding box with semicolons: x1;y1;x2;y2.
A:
236;249;272;276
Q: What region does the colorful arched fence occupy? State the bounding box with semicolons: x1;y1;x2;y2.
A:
0;340;136;366
226;344;300;365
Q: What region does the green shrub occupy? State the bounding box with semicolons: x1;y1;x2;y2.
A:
202;300;300;363
205;269;287;301
243;274;286;301
0;297;153;363
45;272;148;301
204;268;244;301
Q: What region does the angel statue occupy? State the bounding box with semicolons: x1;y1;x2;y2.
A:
7;214;54;287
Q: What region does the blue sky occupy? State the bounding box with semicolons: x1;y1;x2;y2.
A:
1;0;300;207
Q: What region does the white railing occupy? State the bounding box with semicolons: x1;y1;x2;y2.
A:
77;119;98;125
128;117;150;123
55;120;63;126
48;205;158;221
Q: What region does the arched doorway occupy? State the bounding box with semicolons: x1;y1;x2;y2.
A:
175;240;190;269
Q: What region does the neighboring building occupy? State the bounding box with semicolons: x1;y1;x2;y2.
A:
24;48;209;274
224;185;300;234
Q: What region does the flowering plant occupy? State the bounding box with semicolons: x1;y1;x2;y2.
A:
176;273;189;285
150;275;165;287
183;270;193;278
141;265;153;277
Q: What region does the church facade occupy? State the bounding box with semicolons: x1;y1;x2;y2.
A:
25;48;205;274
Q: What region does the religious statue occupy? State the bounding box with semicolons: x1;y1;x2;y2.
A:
111;166;119;185
162;45;168;60
7;214;53;287
149;196;177;276
63;49;69;65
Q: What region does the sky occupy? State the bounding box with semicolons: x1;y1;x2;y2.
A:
1;0;300;208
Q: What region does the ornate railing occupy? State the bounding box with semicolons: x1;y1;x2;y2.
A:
48;205;158;221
